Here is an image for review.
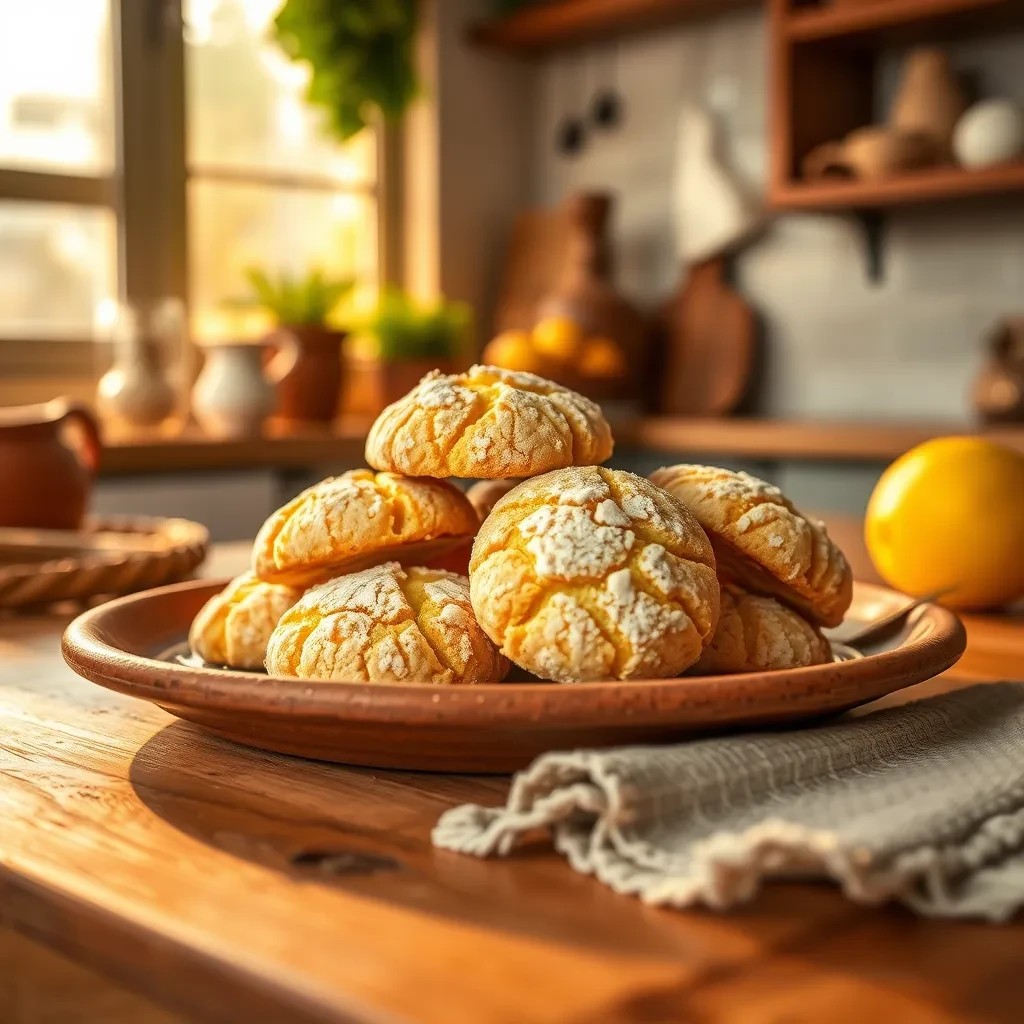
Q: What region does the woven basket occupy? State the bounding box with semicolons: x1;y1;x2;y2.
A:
0;515;209;609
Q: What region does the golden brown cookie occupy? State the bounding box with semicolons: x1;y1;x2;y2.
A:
649;464;852;627
364;365;613;479
253;470;478;587
189;572;302;670
469;466;720;682
692;583;833;675
465;479;522;521
265;562;508;685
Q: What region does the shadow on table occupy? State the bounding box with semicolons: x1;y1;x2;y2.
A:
128;720;692;957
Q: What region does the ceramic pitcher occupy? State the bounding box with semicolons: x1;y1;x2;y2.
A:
0;398;101;529
192;341;294;439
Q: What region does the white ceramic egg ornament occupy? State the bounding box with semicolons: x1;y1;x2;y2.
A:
953;99;1024;169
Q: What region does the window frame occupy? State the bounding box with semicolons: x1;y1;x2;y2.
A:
0;0;393;384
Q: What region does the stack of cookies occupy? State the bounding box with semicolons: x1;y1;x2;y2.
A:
189;364;852;685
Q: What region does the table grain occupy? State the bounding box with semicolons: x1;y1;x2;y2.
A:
1;532;1022;1024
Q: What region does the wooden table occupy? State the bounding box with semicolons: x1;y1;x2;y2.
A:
2;540;1023;1024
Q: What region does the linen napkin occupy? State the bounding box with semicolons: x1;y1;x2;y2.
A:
433;683;1024;921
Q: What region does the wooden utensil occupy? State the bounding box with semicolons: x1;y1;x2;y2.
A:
657;255;756;416
63;579;966;773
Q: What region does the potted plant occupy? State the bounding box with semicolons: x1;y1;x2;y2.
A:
244;267;354;427
360;289;472;407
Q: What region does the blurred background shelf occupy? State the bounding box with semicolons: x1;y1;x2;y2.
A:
618;417;1024;461
785;0;1024;45
101;422;372;477
99;418;1024;476
469;0;760;52
770;161;1024;210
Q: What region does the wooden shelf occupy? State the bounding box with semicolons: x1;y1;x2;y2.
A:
98;417;1024;475
770;161;1024;211
99;422;371;477
786;0;1024;44
618;417;1024;462
469;0;758;52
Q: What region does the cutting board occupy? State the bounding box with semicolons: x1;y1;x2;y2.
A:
658;255;756;416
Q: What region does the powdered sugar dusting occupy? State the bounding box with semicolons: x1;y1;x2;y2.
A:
520;504;634;580
594;498;631;527
735;502;783;534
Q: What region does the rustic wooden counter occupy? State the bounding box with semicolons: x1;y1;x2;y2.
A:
2;533;1023;1023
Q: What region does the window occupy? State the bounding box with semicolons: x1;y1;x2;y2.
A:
183;0;378;339
0;0;381;372
0;0;116;344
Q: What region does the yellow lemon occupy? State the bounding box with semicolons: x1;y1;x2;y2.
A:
865;436;1024;610
481;330;543;374
532;315;584;362
580;336;626;378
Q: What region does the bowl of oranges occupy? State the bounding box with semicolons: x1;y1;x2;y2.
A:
482;315;629;400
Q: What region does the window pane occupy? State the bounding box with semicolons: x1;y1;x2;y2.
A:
0;0;113;174
0;201;116;339
188;180;376;339
184;0;375;184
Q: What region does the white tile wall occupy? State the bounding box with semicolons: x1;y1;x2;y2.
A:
531;13;1024;420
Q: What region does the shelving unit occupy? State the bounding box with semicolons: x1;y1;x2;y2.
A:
771;160;1024;210
785;0;1024;44
469;0;759;52
767;0;1024;277
769;0;1024;203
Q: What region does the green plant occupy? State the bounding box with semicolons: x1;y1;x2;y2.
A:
271;0;418;142
365;289;471;363
244;267;354;326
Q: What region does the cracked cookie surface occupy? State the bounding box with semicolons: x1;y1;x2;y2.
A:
252;469;478;587
469;467;719;682
693;584;833;675
650;464;852;628
365;365;613;479
189;572;302;670
265;562;508;685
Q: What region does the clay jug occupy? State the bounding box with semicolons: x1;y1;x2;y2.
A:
890;48;967;160
973;318;1024;423
0;398;101;529
535;192;645;397
269;325;347;426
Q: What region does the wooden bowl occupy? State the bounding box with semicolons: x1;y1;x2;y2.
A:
62;579;966;773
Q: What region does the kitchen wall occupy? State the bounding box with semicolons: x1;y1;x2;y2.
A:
531;12;1024;421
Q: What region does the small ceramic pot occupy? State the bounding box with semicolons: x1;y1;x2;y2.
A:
192;342;277;439
953;99;1024;169
0;398;101;529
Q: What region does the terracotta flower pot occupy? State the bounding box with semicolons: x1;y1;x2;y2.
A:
268;325;347;426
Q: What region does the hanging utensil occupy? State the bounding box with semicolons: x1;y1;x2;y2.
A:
554;57;587;157
590;47;623;132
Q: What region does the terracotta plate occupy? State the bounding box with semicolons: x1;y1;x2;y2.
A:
62;579;966;773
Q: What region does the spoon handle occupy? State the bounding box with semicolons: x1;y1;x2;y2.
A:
826;589;950;647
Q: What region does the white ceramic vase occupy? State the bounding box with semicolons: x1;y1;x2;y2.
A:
192;342;275;439
953;99;1024;169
